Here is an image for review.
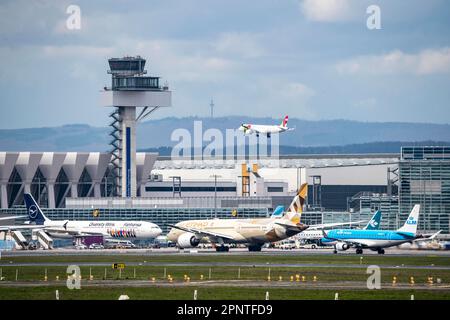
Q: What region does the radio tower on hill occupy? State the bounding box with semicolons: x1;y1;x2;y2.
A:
210;98;215;118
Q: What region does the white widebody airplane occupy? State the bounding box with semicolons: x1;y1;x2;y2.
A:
239;115;294;138
0;194;162;241
167;184;366;252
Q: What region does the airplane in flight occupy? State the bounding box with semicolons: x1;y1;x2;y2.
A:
238;115;294;138
167;183;366;252
296;210;382;243
0;193;162;241
320;205;424;254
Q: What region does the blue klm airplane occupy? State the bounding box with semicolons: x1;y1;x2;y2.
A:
321;204;421;254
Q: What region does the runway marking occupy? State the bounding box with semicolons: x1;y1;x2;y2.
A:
2;261;450;270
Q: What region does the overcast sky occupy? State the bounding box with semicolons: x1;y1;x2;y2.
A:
0;0;449;129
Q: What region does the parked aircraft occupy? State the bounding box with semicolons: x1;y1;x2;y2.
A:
296;210;382;243
0;194;162;241
321;205;423;254
167;183;364;252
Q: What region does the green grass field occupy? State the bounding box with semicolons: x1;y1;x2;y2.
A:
3;253;449;267
0;286;448;300
0;265;449;284
1;253;449;300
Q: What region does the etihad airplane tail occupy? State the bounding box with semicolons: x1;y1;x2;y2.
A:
397;204;420;236
284;183;307;224
24;193;50;225
280;115;289;128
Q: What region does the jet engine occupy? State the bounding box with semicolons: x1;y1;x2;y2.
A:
335;242;349;251
177;232;200;248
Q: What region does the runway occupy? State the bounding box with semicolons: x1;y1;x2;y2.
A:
1;247;449;270
1;247;449;298
2;261;450;270
2;247;450;257
1;279;449;291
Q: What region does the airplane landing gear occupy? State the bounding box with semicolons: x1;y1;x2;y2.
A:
333;250;338;254
215;245;229;252
377;248;385;254
356;248;363;254
248;244;262;252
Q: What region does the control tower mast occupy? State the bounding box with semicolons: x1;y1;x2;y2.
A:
101;56;171;197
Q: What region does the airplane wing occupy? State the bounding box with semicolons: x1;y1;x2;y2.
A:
0;225;45;231
413;230;442;242
41;227;104;236
0;215;27;221
274;221;308;232
307;220;367;230
167;224;235;241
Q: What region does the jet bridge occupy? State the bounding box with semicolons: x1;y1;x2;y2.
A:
11;231;28;249
32;229;53;250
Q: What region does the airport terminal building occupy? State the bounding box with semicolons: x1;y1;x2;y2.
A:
0;57;448;237
1;147;449;235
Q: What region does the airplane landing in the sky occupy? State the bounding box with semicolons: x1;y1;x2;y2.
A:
238;115;294;138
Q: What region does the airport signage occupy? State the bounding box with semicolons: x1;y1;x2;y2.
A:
112;263;125;269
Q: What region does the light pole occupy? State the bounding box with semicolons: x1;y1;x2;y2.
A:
104;176;108;197
210;175;222;218
38;177;41;206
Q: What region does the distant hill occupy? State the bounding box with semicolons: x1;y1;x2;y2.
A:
139;141;450;156
1;117;450;152
0;124;108;152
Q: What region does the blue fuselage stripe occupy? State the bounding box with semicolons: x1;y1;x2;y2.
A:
321;229;414;243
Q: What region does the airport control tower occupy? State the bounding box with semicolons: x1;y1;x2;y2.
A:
101;56;171;197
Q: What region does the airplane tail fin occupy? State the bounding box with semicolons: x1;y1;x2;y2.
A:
24;193;50;225
364;210;382;230
397;204;420;235
270;205;285;218
281;115;289;128
284;183;307;224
